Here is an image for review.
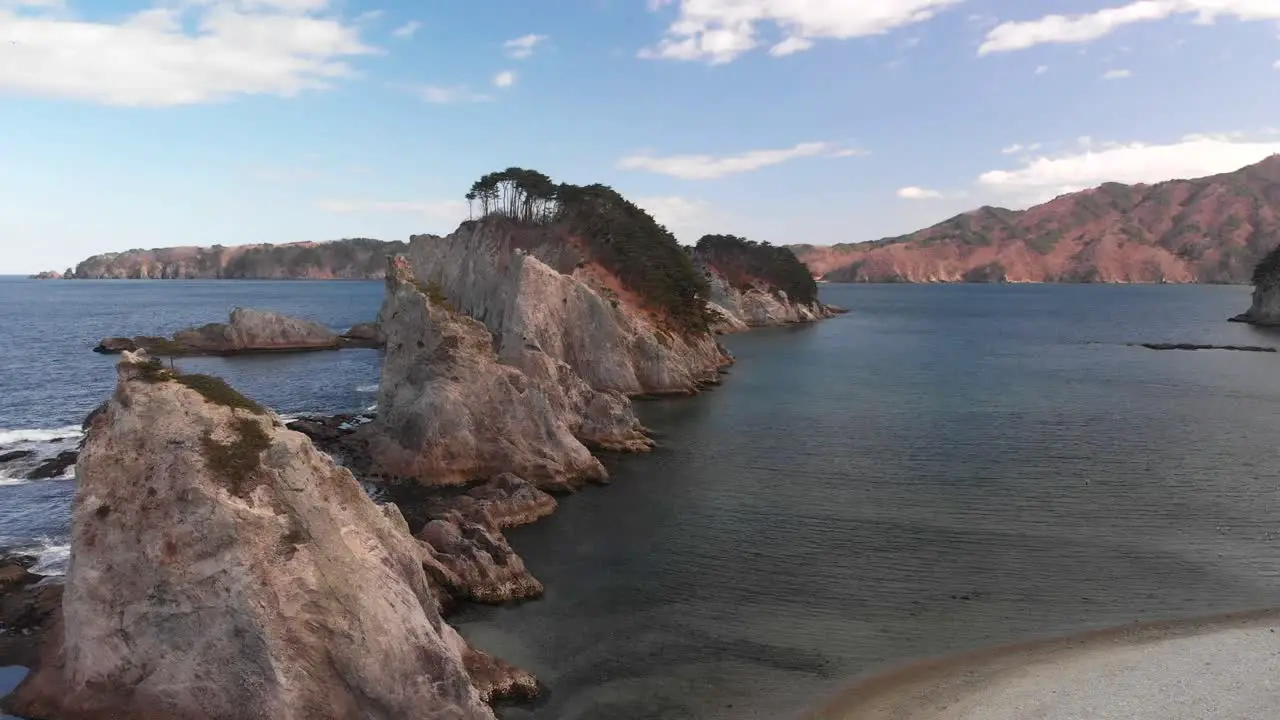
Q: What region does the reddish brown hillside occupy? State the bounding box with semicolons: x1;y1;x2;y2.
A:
792;155;1280;283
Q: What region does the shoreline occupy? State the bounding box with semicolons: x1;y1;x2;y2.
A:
802;607;1280;720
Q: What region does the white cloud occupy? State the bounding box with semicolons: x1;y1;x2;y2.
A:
640;0;962;64
317;198;467;220
634;196;721;242
493;70;515;88
391;20;420;38
1001;143;1042;155
978;135;1280;200
504;33;547;59
0;0;375;106
619;142;862;180
1103;68;1132;79
401;84;493;104
896;186;943;199
980;1;1280;55
1035;64;1049;74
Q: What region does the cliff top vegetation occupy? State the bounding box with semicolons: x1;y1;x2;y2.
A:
465;167;712;334
693;234;819;306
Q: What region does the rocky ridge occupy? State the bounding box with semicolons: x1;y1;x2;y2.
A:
67;238;406;280
2;354;529;719
94;307;383;355
407;221;729;397
793;155;1280;284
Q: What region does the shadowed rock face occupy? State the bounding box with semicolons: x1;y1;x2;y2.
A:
407;221;728;396
3;353;502;720
362;256;611;491
792;155;1280;284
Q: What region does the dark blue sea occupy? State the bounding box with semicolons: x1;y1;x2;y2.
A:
3;277;1280;719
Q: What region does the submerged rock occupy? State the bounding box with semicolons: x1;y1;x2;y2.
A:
4;353;513;720
361;256;610;491
25;450;77;480
94;307;346;356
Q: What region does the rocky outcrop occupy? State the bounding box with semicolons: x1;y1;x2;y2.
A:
93;308;384;355
68;238;406;280
341;321;385;348
362;256;618;491
793;155;1280;284
1230;246;1280;325
3;353;517;720
701;264;841;332
0;553;62;670
407;221;729;397
28;271;64;280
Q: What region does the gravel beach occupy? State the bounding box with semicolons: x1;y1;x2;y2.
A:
805;609;1280;720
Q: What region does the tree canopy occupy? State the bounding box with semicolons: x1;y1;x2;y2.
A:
1253;245;1280;287
693;234;819;305
465;168;712;334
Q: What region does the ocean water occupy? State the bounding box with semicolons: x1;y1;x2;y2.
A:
3;278;1280;719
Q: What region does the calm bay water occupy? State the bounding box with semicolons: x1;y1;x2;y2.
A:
2;278;1280;719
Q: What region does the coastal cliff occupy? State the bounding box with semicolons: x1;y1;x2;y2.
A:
362;256;631;490
409;228;725;396
793;155;1280;284
67;238;406;280
1230;245;1280;325
692;233;840;331
4;354;524;719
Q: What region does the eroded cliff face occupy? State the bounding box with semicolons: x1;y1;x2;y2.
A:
407;221;728;396
4;354;504;720
362;256;627;490
701;265;837;332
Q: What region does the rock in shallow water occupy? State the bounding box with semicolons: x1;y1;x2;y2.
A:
3;353;527;720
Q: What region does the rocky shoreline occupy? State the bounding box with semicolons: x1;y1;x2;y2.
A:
94;307;383;356
2;199;844;718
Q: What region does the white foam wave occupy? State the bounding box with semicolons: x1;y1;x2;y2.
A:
364;403;378;413
0;475;31;487
356;384;378;393
31;542;71;576
0;426;82;447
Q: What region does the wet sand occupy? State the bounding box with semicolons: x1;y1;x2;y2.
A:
804;609;1280;720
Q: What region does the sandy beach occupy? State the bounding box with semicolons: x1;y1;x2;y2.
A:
804;609;1280;720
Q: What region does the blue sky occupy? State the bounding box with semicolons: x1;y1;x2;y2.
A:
3;0;1280;273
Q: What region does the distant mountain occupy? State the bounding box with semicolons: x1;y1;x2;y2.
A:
792;155;1280;284
68;238;407;280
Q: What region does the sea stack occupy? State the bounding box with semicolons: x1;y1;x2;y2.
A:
3;353;515;720
362;256;616;490
1231;246;1280;325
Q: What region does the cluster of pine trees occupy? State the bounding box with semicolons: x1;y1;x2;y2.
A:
464;167;821;333
466;168;712;333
